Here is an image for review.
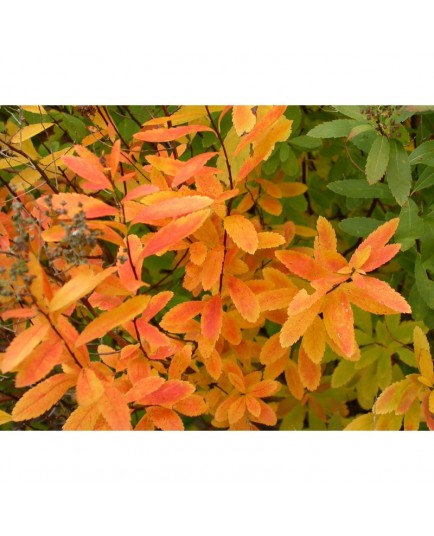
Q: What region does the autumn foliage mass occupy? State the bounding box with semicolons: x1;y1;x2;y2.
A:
0;104;433;430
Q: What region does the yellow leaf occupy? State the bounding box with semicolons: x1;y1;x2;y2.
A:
75;295;151;347
10;123;54;144
21;105;48;115
414;326;433;385
0;410;12;425
344;413;374;431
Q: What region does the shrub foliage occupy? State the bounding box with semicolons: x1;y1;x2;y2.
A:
0;104;433;430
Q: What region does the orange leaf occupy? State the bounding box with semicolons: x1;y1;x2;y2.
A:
227;276;260;323
280;300;322;348
126;376;165;403
100;386;132;431
135;380;195;406
257;288;296;312
134;124;214;142
375;379;411;414
1;321;50;373
224;214;259;254
259;333;287;365
341;283;398;315
228;396;246;424
252;399;277;426
234;106;287;156
302;316;326;364
315;216;337;254
132;195;213;224
49;266;117;313
168;345;192;380
298;346;321;391
323;289;356;358
257;231;285;249
76;368;105;406
360;244;401;273
275;250;327;281
201;245;224;291
12;374;76;421
141;291;174;322
285;360;304;400
62;155;113;191
123;183;160;202
139;208;210;259
245;394;262;417
15;337;64;387
352;273;411;314
172;152;218;187
353;218;399;264
37;193;117;219
287;288;327;316
201;295;223;341
63;403;101;431
204;349;222;380
160;300;204;332
248;380;280;398
75;295;151;347
174;394;207;416
146;407;184;431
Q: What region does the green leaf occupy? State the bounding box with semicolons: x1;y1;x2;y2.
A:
409;140;434;166
386;139;412;206
281;148;299;176
338;217;383;237
412;167;434;193
408;283;430;321
356;345;383;370
333;106;367;121
376;350;392;391
289;135;322;150
279;142;290;161
396;347;417;368
415;256;434;309
365;135;390;184
331;360;356;388
307;119;364;139
348;123;375;141
395;199;424;250
421;216;434;261
327;179;392;199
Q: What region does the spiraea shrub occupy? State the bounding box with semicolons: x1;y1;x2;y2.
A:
0;104;433;430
